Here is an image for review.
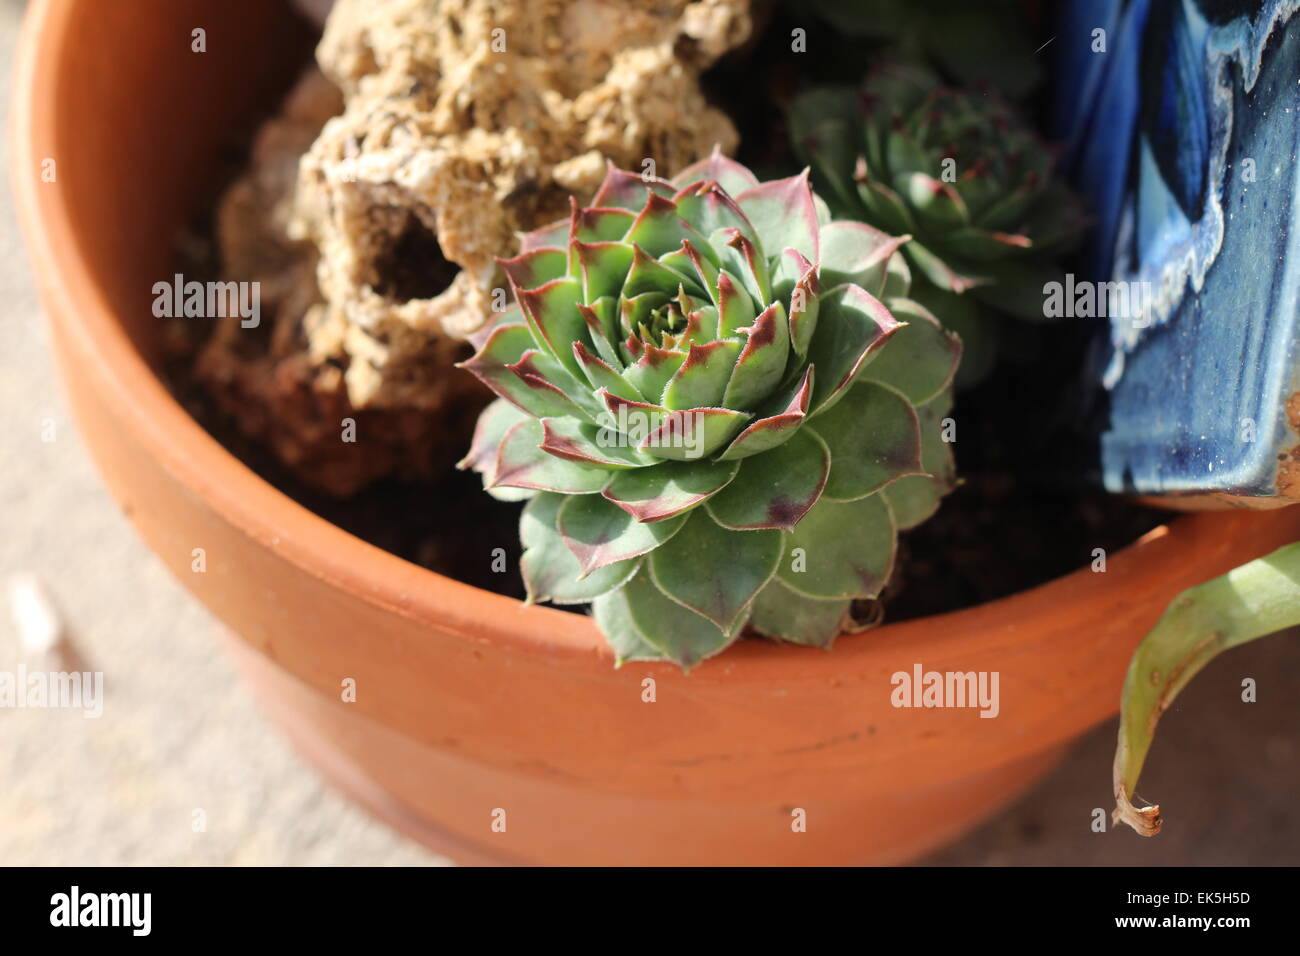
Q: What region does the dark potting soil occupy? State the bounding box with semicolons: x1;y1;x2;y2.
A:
884;367;1167;621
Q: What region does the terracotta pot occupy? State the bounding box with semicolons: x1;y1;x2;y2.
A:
14;0;1300;865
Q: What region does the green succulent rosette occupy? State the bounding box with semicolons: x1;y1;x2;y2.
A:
459;151;960;668
789;62;1086;324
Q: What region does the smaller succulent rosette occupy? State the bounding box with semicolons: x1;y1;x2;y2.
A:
790;62;1086;319
459;151;960;668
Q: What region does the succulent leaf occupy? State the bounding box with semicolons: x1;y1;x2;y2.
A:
902;173;969;229
672;146;761;196
521;494;640;605
819;221;910;295
805;283;902;413
662;340;744;411
707;428;830;532
577;301;623;367
500;247;568;289
570;204;638;245
591;162;675;210
591;585;669;665
622;345;689;404
539;417;652;470
903;240;988;295
459;397;530;477
575;241;634;302
716;270;758;338
520;219;571;253
491;420;611;495
860;298;962;404
460;326;583;420
722;302;791;409
855;178;916;236
617;569;743;669
672;182;759;247
881;390;955;529
602;458;741;522
777;493;896;599
648;510;782;631
556;493;687;575
749;578;851;649
810;381;924;501
736;171;821;266
625;193;707;259
641;408;750;462
718;366;815;461
572;342;642;402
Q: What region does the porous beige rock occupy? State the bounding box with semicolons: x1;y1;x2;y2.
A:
198;69;485;496
295;0;751;409
201;0;752;494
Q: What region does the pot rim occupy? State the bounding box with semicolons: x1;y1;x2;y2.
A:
11;0;1217;677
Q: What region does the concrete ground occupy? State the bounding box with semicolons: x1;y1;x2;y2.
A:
1;0;1295;866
